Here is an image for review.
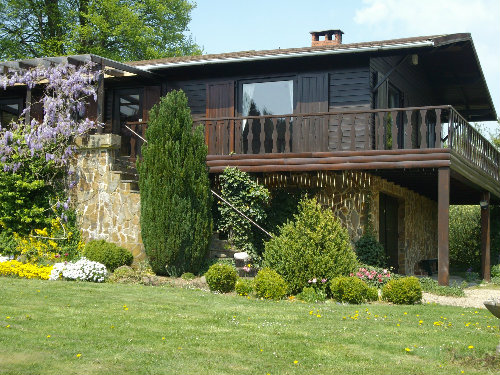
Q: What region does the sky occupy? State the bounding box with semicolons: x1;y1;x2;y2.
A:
189;0;500;134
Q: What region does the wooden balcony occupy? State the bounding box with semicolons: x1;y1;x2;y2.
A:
195;105;499;185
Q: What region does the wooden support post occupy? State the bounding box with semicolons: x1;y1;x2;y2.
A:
25;87;31;126
437;167;450;286
481;192;491;282
96;70;104;134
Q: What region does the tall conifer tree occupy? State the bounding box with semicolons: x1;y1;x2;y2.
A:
138;90;212;276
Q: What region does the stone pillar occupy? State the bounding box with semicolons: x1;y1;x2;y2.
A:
437;167;450;286
73;134;145;261
481;192;491;282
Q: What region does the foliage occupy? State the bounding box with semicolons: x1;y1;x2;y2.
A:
464;269;480;282
253;268;287;300
296;286;327;303
329;276;377;304
0;231;17;257
204;263;238;293
419;277;466;297
218;167;270;260
138;90;212;276
83;240;133;272
266;189;302;233
382;277;422;305
263;198;358;295
0;259;52;279
181;272;196;281
352;265;393;289
449;205;481;271
235;278;253;296
14;217;83;264
354;226;387;268
107;262;155;284
0;0;200;61
491;264;500;278
49;257;107;282
0;63;101;240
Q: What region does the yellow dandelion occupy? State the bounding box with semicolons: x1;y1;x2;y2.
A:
260;349;263;352
309;311;313;315
46;335;51;338
468;345;474;349
6;316;10;319
405;347;411;352
293;360;298;364
162;337;166;340
316;314;321;318
6;325;10;328
404;312;407;315
76;353;81;358
396;324;400;327
124;307;128;311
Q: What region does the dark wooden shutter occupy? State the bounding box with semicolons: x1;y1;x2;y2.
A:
295;73;328;151
205;82;234;155
142;86;161;121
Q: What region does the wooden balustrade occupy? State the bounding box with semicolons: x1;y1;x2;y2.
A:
124;105;500;182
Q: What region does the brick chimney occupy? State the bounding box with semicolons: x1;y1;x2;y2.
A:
310;29;344;47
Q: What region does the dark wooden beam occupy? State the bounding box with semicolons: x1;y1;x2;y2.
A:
481;192;491;282
24;87;31;126
438;167;450;286
96;71;104;134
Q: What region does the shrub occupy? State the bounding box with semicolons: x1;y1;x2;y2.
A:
296;286;327;303
84;240;133;272
329;276;376;304
382;277;422;304
138;90;212;276
264;198;358;295
108;266;136;283
491;264;500;278
204;263;238;293
355;226;386;268
181;272;196;280
254;268;287;300
449;205;481;271
353;265;393;288
235;278;253;296
218;167;270;259
49;257;108;282
0;231;18;258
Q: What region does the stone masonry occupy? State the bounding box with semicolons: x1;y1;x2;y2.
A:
72;134;145;261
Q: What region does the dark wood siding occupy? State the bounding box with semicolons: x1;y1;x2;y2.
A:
143;86;161;121
296;73;328;113
370;55;436;107
328;67;371;150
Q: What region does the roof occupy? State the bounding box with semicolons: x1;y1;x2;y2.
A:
128;34;454;69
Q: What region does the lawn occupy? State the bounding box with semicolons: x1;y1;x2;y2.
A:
0;277;499;375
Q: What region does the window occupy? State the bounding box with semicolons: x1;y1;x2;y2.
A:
113;89;143;157
0;98;22;128
240;80;293;153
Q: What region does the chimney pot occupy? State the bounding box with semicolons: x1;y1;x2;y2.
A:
310;29;344;47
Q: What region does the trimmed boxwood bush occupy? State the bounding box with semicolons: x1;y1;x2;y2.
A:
235;278;253;296
254;268;287;300
204;263;238;293
354;225;386;268
84;240;133;272
382;276;422;305
329;276;377;304
264;198;358;295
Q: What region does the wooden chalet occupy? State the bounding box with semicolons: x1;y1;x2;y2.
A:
0;30;498;284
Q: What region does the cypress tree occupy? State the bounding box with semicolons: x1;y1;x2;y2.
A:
138;90;212;276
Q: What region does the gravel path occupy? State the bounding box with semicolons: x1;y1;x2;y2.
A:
423;286;500;309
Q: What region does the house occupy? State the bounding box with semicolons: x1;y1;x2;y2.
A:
0;30;498;285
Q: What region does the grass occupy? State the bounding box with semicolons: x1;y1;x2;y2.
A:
1;277;499;375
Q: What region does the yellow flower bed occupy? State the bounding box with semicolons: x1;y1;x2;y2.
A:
0;260;53;280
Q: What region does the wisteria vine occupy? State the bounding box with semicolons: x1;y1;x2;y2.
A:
0;62;103;172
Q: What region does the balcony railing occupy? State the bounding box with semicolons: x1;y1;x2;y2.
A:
125;105;500;182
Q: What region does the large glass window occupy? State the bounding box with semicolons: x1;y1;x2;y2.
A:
241;80;293;153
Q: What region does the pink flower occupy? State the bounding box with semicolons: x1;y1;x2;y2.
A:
321;278;327;283
64;253;69;257
368;275;373;280
55;254;60;258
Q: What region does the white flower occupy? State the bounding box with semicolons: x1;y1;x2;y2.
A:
49;257;107;282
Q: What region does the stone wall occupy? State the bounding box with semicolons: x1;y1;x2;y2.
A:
72;134;145;261
257;170;438;275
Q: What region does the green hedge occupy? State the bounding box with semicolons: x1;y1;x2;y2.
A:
84;240;133;272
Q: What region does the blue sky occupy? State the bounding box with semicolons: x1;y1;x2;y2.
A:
189;0;500;132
